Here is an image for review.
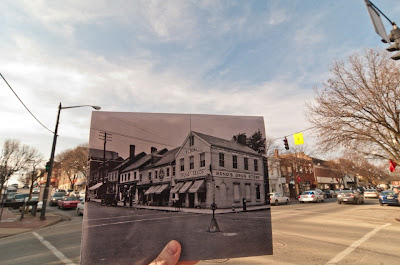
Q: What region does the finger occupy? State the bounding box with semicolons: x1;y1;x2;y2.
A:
150;240;181;265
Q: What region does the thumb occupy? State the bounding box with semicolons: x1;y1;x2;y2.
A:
150;240;181;265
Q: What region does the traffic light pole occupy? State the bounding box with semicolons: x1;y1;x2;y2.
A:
40;103;61;220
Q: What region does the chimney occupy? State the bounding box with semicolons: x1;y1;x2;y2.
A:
275;149;279;158
151;147;157;153
129;145;135;160
237;134;247;145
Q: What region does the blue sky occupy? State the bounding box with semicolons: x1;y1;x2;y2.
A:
1;0;400;161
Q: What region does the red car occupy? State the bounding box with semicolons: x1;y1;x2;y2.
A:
57;196;81;210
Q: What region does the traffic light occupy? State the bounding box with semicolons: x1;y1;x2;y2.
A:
45;161;51;172
283;137;289;150
386;24;400;60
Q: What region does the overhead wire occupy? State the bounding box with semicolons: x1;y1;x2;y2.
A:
1;73;54;134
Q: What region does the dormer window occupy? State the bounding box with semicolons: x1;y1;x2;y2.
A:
189;135;194;146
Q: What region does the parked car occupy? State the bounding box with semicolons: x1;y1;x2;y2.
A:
32;187;40;194
299;190;325;203
79;190;86;200
322;190;334;198
11;184;19;189
14;193;30;202
269;193;290;205
5;192;18;202
337;190;364;204
57;196;81;210
49;192;67;206
20;196;42;212
378;190;399;206
22;184;30;189
364;189;379;198
6;186;17;192
76;201;85;216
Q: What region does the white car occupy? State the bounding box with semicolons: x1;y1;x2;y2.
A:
270;193;290;206
364;189;379;198
76;201;85;216
299;190;325;203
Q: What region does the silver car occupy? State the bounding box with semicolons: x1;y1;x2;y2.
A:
299;190;325;203
337;190;365;204
363;189;379;198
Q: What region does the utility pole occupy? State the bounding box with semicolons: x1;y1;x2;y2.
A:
99;131;112;183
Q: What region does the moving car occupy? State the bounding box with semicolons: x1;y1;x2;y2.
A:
364;189;379;198
322;190;334;198
57;196;81;210
76;201;85;216
269;193;290;205
337;190;364;204
49;192;67;206
299;190;325;203
378;190;399;206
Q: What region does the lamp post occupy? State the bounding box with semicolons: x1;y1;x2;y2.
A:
40;103;100;220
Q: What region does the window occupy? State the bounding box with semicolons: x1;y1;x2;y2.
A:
180;158;184;171
155;170;158;179
189;135;194;146
190;156;194;169
134;172;137;180
245;184;251;201
233;155;238;169
234;183;240;202
200;153;205;167
254;159;258;172
139;174;142;181
244;157;249;170
128;173;131;181
172;166;176;176
149;172;152;180
219;153;225;167
255;184;261;200
167;168;170;177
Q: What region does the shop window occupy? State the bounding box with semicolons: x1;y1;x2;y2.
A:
254;159;258;172
255;184;261;200
189;135;194;146
245;184;251;201
180;158;184;171
233;155;238;169
190;156;194;169
219;153;225;167
244;157;249;170
234;183;240;202
200;153;205;167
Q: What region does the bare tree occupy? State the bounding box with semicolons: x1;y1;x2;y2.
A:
19;158;44;201
306;48;400;165
56;145;88;190
0;139;41;195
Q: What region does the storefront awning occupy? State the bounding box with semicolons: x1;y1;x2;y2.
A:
188;179;205;193
155;184;169;194
144;185;160;195
170;182;184;193
88;182;103;190
179;181;193;194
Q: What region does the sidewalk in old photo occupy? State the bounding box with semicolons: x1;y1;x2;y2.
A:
90;198;271;213
0;207;62;238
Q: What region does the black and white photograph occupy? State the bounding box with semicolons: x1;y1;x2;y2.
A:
81;111;273;265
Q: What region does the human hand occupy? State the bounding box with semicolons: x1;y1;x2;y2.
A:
149;240;199;265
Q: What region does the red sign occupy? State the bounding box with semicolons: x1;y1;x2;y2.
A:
390;160;397;172
297;176;301;181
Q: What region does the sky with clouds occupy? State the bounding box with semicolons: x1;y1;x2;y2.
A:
1;0;400;161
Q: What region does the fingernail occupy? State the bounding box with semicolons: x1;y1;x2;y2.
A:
166;240;179;256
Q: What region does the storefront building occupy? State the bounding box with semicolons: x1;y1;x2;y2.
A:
172;131;266;209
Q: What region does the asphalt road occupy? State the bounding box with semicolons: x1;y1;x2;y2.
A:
0;197;399;265
81;203;272;265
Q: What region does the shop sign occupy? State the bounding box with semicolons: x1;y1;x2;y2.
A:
179;169;206;178
214;170;262;180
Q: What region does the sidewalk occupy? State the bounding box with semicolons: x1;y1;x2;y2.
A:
90;199;271;214
0;207;62;238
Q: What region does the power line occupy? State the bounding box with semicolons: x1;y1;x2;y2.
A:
272;126;316;141
1;73;53;134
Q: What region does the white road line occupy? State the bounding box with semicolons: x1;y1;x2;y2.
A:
86;214;199;228
325;223;391;265
84;212;177;222
32;232;77;265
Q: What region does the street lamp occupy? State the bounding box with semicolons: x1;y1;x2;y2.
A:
40;103;101;220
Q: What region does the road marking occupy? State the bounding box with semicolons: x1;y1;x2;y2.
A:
325;223;391;264
33;232;77;265
84;212;179;222
86;214;199;228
